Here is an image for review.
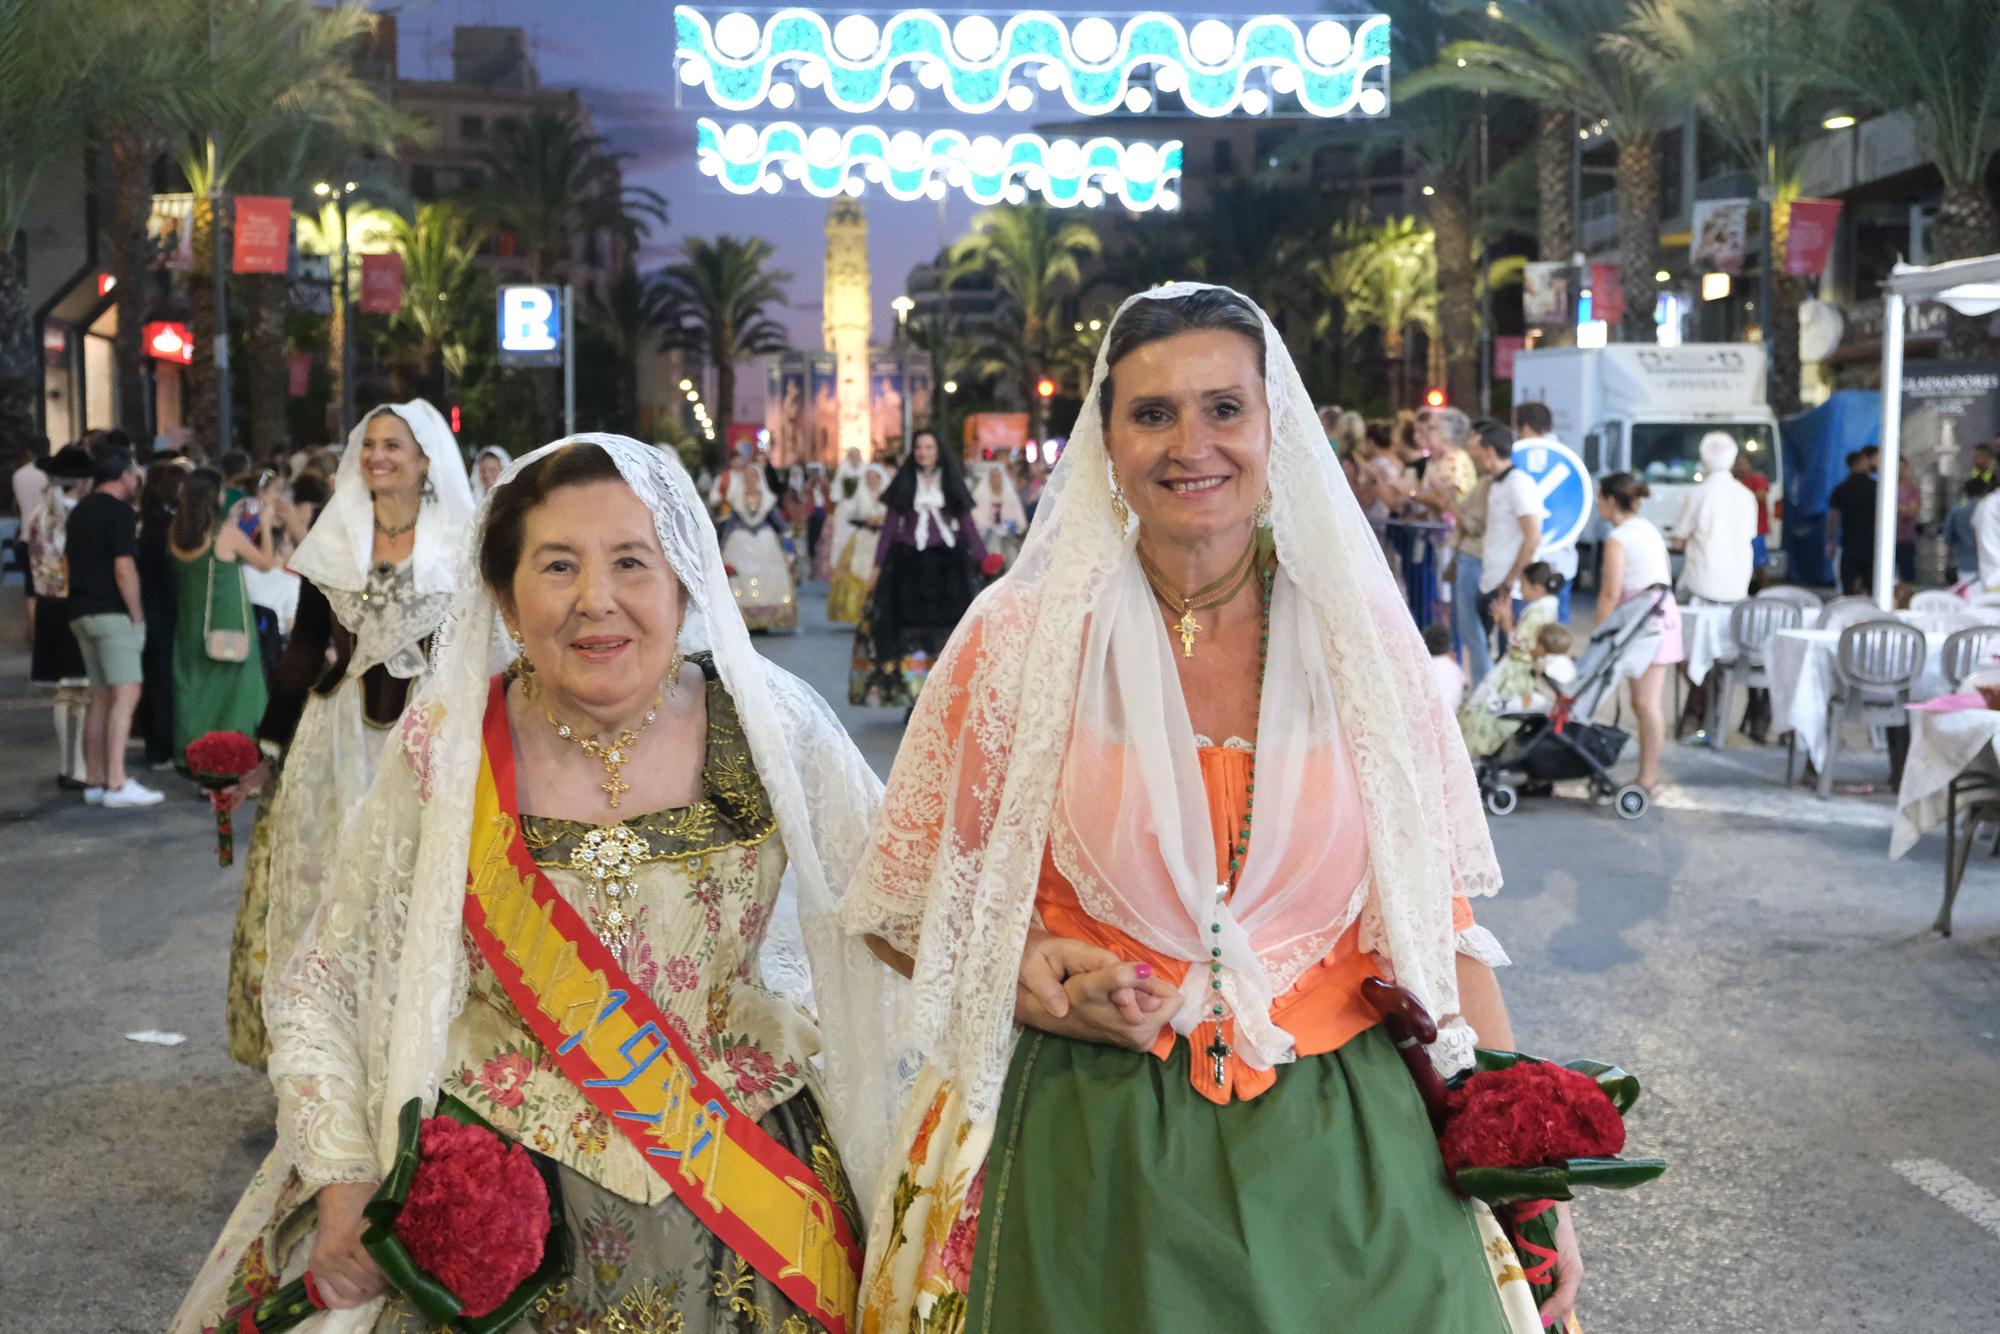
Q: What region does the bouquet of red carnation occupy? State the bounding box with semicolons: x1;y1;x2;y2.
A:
1442;1051;1666;1313
185;730;262;866
243;1096;566;1333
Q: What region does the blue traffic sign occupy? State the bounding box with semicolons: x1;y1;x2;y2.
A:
498;284;563;367
1513;436;1594;552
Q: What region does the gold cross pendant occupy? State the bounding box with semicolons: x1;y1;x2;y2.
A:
1175;606;1202;657
1205;1028;1232;1087
600;773;630;808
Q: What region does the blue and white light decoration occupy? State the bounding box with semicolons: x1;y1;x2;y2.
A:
698;119;1184;211
675;9;1392;120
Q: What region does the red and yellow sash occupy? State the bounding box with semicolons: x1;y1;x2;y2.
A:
464;676;861;1331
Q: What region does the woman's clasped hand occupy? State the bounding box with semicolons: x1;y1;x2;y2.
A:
1015;927;1184;1050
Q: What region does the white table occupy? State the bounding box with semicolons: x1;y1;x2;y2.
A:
1891;705;2000;858
1766;627;1954;775
1680;602;1738;687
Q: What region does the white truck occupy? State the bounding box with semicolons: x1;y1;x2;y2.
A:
1511;343;1783;563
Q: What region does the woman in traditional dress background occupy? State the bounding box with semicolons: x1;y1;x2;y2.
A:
717;463;799;632
222;399;473;1069
971;461;1028;571
24;444;95;791
172;436;904;1334
826;462;887;625
468;444;511;506
843;285;1580;1334
848;429;990;710
167;466;278;767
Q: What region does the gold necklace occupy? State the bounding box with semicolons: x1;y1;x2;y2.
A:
372;505;418;538
1137;538;1258;657
546;689;664;809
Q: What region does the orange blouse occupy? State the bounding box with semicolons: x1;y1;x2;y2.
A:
1036;743;1477;1105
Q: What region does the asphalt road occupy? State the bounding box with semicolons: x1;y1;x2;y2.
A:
3;582;1998;1331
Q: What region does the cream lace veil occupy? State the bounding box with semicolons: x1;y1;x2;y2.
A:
288;399;474;595
172;437;909;1333
840;283;1500;1121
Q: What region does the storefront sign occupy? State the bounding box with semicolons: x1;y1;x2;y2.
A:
1784;199;1842;276
963;412;1029;458
497;284;564;367
232;196;293;274
143;321;193;365
359;252;404;314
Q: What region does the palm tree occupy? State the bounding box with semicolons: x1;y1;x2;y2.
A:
1611;0;1827;412
172;0;385;451
388;203;489;400
1309;217;1439;411
473;110;667;285
1784;0;2000;359
587;266;677;435
947;205;1102;437
1415;0;1681;343
654;236;792;467
0;0;92;465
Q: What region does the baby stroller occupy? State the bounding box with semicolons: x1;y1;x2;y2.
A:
1474;585;1672;821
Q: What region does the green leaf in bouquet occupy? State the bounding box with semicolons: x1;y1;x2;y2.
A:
359;1095;571;1334
1454;1155;1667;1206
1453;1049;1645;1116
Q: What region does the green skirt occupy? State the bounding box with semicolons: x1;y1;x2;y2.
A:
966;1027;1511;1334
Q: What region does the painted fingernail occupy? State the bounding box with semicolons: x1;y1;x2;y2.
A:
1541;1315;1558;1329
1134;963;1153;979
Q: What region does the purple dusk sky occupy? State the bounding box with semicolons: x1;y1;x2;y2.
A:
377;0;1300;362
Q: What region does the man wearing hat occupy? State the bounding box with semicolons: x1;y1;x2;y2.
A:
65;435;164;808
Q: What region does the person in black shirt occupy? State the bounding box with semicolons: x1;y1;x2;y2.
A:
1825;449;1879;596
66;437;165;807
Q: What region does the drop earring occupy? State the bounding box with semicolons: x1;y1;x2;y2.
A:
1253;490;1273;527
1109;471;1131;529
507;629;537;698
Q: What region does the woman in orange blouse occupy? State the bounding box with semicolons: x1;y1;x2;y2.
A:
845;286;1579;1334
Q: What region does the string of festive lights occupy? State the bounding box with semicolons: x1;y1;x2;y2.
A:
675;8;1391;120
697;118;1183;210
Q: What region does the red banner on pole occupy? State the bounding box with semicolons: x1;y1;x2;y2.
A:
1493;335;1526;380
1589;263;1625;327
287;352;312;397
359;252;404;314
232;196;292;274
1785;199;1842;276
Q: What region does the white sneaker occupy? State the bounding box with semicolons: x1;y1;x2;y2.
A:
83;786;105;805
102;779;166;809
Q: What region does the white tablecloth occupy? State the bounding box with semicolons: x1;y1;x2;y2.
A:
1891;706;2000;858
1766;627;1953;774
1681;602;1739;686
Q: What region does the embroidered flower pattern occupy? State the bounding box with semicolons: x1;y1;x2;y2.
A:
662;956;701;993
721;1042;780;1097
570;1108;611;1156
477;1052;533;1109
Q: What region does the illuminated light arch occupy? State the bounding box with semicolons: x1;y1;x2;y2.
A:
674;8;1391;119
696;117;1183;211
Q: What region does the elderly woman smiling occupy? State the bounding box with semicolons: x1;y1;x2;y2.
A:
175;438;902;1334
845;285;1579;1334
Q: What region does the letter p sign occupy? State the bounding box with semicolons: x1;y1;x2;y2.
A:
498;284;563;367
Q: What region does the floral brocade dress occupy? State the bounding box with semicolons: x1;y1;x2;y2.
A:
197;673;857;1334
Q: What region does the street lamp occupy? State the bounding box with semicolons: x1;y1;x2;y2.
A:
315;179;361;437
943;379;958;395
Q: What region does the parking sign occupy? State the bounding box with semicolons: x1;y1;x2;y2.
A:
1513;436;1595;552
498;284;563;367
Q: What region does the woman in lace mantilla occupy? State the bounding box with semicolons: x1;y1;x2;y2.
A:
174;437;904;1334
842;287;1581;1333
225;401;473;1069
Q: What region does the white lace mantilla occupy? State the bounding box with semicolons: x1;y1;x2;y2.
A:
321;560;452;680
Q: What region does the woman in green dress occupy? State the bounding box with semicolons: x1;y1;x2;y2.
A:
169;467;278;766
843;286;1582;1333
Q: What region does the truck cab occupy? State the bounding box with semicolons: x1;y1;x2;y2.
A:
1513;344;1784;569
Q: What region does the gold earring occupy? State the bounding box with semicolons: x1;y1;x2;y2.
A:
1109;472;1131;529
1253;490;1273;527
506;629;538;698
664;648;686;698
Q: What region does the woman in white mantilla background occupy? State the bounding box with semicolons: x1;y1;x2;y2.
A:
223;400;473;1069
971;460;1028;571
716;462;799;632
825;462;888;625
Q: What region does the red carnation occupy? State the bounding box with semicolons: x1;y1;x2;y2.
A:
1439;1060;1626;1176
393;1118;552;1318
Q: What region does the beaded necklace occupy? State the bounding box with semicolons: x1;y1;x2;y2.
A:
1201;552;1275;1088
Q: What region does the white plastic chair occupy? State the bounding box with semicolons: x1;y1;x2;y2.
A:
1711;596;1802;749
1818;620;1927;798
1759;585;1824;617
1817;596;1881;633
1906;609;1982;636
1910;589;1969;615
1970;591;2000;609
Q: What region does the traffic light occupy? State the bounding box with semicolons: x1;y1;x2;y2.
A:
449;405;462;433
1424;387;1447;409
1036;377;1056;398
